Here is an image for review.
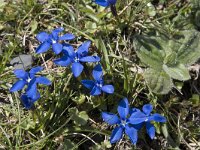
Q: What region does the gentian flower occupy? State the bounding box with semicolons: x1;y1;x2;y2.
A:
129;104;166;139
20;93;40;109
102;98;139;144
36;27;75;54
81;64;114;96
94;0;117;7
10;66;51;100
54;41;100;77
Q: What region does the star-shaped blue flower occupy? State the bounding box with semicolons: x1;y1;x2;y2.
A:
94;0;117;7
81;64;114;96
36;27;75;54
10;66;51;100
54;41;100;77
102;98;139;144
129;104;166;139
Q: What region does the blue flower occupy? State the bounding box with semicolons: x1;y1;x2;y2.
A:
10;66;51;100
129;104;167;139
36;27;75;54
54;41;100;77
102;98;139;144
94;0;117;7
20;93;40;109
81;64;114;96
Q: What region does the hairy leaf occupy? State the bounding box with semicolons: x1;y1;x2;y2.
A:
163;64;190;81
177;30;200;65
144;68;173;94
137;49;163;70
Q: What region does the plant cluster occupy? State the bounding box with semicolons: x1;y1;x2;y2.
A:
8;0;168;146
1;0;199;149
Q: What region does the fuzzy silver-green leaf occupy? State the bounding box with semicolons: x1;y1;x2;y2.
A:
163;64;191;81
144;68;173;94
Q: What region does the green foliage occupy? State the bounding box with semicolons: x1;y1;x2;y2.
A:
135;30;200;94
0;0;200;149
69;108;89;126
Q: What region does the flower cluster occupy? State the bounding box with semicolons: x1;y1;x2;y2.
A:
9;25;167;146
10;66;51;109
10;28;114;108
102;98;166;144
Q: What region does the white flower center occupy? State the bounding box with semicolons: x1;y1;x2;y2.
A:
74;57;79;62
52;40;57;44
96;83;102;88
121;120;126;127
27;78;31;83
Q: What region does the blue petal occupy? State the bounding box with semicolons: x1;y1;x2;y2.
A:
117;98;129;120
59;33;75;40
21;94;33;109
81;80;95;90
29;66;43;79
26;79;38;99
14;69;28;80
132;123;144;130
36;42;51;54
149;113;166;123
36;32;49;42
142;104;153;116
90;86;101;96
10;80;26;92
36;77;51;85
77;40;91;56
54;56;72;67
71;62;84;77
101;112;120;125
52;43;63;54
129;111;147;124
63;44;75;58
129;108;141;115
108;0;117;5
110;126;123;144
94;0;109;7
146;122;155;139
92;64;103;81
21;93;40;109
80;56;100;62
51;27;64;39
125;125;138;145
102;85;114;94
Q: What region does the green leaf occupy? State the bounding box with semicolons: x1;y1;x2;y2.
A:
177;30;200;65
137;49;163;70
122;57;129;92
144;68;173;94
163;64;190;81
30;20;38;34
195;11;200;28
147;3;156;17
164;51;177;65
69;108;89;126
95;37;111;73
0;0;7;12
63;139;76;150
134;34;165;69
